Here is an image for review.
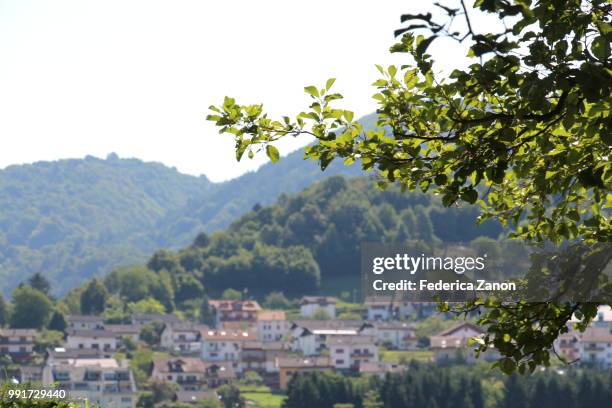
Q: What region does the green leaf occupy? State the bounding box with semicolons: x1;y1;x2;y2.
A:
325;78;336;90
266;145;280;163
591;36;610;61
304;86;319;98
462;188;479;204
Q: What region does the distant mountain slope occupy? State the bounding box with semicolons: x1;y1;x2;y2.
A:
0;154;211;295
156;144;363;246
0;117;371;296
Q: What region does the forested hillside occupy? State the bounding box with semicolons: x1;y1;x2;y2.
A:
0;115;377;296
140;175;506;305
0;147;362;296
0;154;210;295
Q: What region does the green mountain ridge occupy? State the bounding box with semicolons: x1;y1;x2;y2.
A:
93;175;507;311
0;146;362;296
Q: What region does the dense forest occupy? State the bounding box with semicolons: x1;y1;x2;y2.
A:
1;173;519;328
148;175;507;302
55;174;513;323
0;143;362;296
282;363;612;408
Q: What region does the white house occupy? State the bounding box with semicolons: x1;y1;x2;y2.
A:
577;327;612;368
200;329;256;372
374;321;417;350
257;311;289;342
0;329;36;362
328;335;378;371
42;358;137;408
66;315;105;331
299;297;337;318
160;324;206;354
151;357;234;391
104;324;141;344
365;298;393;321
65;330;119;352
290;320;362;356
240;341;289;374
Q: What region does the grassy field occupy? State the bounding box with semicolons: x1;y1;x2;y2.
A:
380;349;434;363
239;386;286;408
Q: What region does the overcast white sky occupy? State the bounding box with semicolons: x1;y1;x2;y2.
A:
0;1;495;182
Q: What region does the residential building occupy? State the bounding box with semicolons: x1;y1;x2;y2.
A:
257;311;289;342
577;327;612;368
240;341;289;374
4;365;43;383
104;324;141;344
327;335;378;370
201;329;257;372
555;331;580;362
151;358;234;390
299;297;337;318
208;300;262;326
276;357;334;390
365;298;393;321
66;315;105;331
290;320;362;356
373;321;417;350
65;330;119;352
160;324;206;354
0;329;36;362
429;322;498;363
42;358;137;408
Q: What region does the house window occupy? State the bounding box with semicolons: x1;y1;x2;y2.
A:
336;360;344;365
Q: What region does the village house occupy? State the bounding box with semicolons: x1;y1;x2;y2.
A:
373;321;417;350
327;335;378;370
240;341;289;374
276;357;334;390
3;365;43;384
65;330;119;352
290;320;363;356
429;322;498;364
0;329;36;362
200;329;257;372
66;315;105;331
208;300;262;326
256;311;289;342
42;357;137;408
104;324;141;344
151;357;234;391
577;327;612;368
555;331;580;362
364;297;437;320
299;296;337;318
160;324;206;354
365;297;394;321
